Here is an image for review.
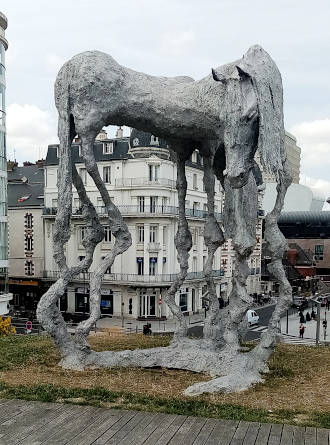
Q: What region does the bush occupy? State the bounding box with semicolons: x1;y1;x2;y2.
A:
0;316;16;336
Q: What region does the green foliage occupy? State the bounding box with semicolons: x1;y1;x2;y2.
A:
0;316;16;336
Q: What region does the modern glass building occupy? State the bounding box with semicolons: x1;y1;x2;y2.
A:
0;11;11;314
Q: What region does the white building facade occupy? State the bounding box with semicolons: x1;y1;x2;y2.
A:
0;11;11;314
42;129;263;319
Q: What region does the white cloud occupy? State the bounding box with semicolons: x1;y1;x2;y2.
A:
300;175;330;209
160;30;194;56
290;119;330;169
6;104;58;163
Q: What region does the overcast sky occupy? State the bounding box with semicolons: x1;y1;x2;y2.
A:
2;0;330;202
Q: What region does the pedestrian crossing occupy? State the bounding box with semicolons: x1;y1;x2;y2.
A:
281;334;316;346
249;324;268;332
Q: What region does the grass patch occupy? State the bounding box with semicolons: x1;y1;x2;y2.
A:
0;382;329;428
0;334;329;428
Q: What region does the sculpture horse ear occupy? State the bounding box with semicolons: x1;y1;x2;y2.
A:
211;68;226;83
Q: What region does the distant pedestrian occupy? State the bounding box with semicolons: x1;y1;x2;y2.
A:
311;309;316;320
299;312;305;324
326;300;330;311
299;324;305;338
306;311;311;322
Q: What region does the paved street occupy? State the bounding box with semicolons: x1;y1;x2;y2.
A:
0;399;329;445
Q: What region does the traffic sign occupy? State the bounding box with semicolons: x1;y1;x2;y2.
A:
26;321;32;333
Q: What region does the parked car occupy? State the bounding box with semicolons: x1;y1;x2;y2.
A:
247;310;259;326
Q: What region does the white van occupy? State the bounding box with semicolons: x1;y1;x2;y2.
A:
247;310;259;326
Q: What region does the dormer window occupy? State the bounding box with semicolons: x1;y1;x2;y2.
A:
150;135;159;146
78;145;82;157
192;150;198;163
103;142;113;154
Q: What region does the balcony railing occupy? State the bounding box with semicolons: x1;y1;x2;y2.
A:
43;269;225;284
43;205;223;221
115;177;176;188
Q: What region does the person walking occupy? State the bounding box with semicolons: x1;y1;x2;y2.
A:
299;324;305;338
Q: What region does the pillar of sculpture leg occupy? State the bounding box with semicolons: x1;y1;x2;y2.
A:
37;119;103;365
164;152;192;343
219;173;257;350
252;162;292;362
202;154;225;341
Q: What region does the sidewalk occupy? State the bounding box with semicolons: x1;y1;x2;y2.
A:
0;399;329;444
96;312;205;334
280;307;329;343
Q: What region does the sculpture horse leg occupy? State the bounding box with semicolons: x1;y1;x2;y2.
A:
37;116;103;367
165;144;192;343
201;148;225;342
74;132;132;346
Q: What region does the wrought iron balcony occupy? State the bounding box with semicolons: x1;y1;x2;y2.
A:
115;177;176;188
43;269;225;285
43;205;223;221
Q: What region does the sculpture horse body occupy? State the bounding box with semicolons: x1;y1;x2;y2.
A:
55;44;285;188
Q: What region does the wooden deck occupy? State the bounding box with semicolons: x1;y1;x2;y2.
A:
0;399;329;444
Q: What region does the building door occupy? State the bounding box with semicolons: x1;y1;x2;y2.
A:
139;291;156;317
100;289;113;315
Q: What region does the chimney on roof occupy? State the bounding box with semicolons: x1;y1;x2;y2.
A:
115;126;123;138
36;159;44;168
7;160;18;171
23;161;34;166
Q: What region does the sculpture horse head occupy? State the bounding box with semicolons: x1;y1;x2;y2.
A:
212;45;285;188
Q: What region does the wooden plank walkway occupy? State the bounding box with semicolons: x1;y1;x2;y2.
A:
0;399;329;444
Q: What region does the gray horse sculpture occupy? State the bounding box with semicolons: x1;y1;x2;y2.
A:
37;44;292;395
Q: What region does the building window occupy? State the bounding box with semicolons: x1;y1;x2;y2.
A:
193;202;199;215
78;145;82;157
138;196;145;212
192;257;197;272
161;197;167;212
149;225;158;243
103;142;113;154
104;226;111;242
149;257;157;275
74;197;81;209
25;213;33;229
25;261;34;276
52;198;58;208
315;245;324;261
26;236;33;251
79;226;86;243
101;257;112;274
137;257;144;275
193;173;198;190
192;151;197;163
150;196;158;213
137;225;144;243
150;135;159;145
179;290;188;312
148;164;159;182
103;166;111;184
163;226;167;246
79;168;87;185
